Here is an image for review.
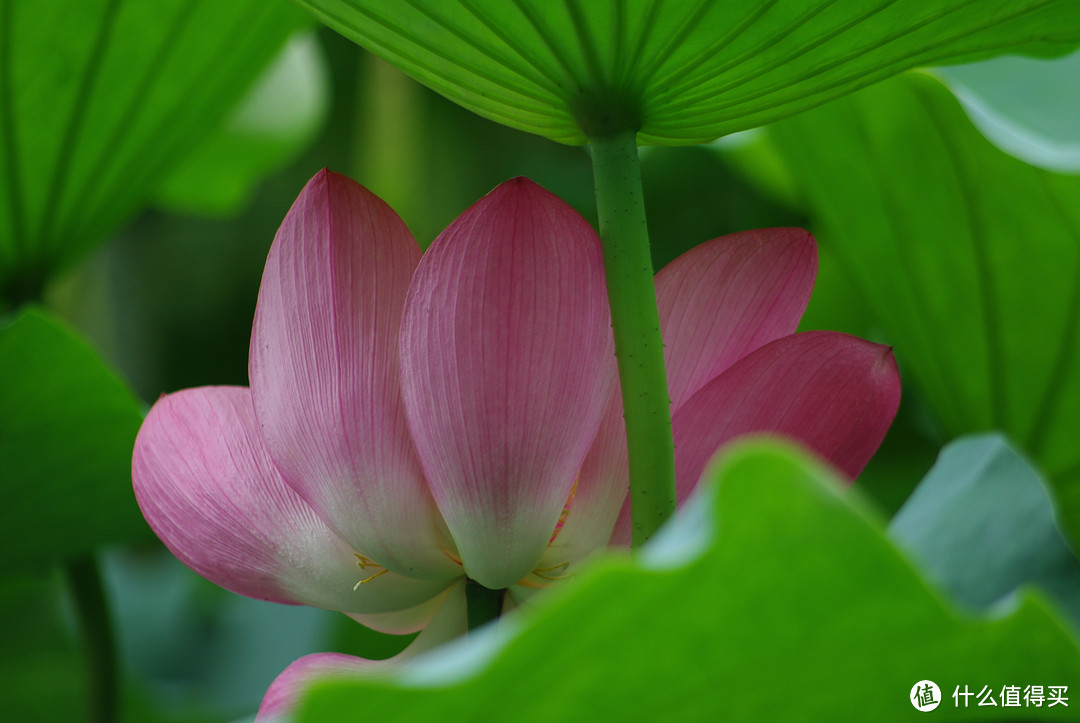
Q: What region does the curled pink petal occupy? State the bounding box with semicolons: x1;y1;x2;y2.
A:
672;331;901;500
256;652;379;722
657;228;817;410
256;581;467;722
250;169;455;580
132;386;450;614
400;178;614;589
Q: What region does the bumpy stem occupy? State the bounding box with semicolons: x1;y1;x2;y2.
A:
465;578;503;631
590;129;677;547
66;556;117;723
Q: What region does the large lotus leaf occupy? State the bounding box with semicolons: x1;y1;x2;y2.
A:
768;72;1080;548
0;0;307;303
0;309;147;571
292;440;1080;722
294;0;1080;146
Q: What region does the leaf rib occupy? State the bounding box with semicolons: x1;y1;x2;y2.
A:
327;0;562;115
657;0;1056;126
564;0;605;93
622;0;666;92
653;0;841;108
923;91;1007;431
509;0;588;99
642;0;1015;141
58;1;197;245
631;0;711;90
847;111;962;431
456;0;570;96
654;0;956;114
645;0;780;98
1025;177;1080;458
71;2;285;247
0;0;26;270
38;0;123;258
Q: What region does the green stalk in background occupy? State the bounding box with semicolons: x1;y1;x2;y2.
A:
590;130;677;547
66;556;117;723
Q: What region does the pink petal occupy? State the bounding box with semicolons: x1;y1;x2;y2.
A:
657;228;817;410
132;386;451;614
609;332;900;543
250;169;455;579
256;653;376;722
256;581;467;722
399;178;614;590
672;331;901;499
558;229;817;557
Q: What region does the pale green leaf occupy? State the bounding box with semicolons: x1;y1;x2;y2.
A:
890;434;1080;624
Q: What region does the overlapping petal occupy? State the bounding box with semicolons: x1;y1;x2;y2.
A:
609;332;900;544
132;386;450;614
657;228;816;409
670;331;901;493
399;178;614;590
249;169;455;580
551;229;817;564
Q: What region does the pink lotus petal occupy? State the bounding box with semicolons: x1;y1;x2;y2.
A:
256;581;467;722
557;229;816;559
609;332;900;543
250;169;455;580
256;652;381;722
672;331;901;499
657;228;816;410
399;178;614;590
132;386;450;614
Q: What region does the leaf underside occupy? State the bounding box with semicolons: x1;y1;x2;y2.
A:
295;0;1080;145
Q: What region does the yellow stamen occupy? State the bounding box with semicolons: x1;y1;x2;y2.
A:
515;560;571;588
354;553;379;569
531;561;570;581
352;568;389;590
352;553;390;590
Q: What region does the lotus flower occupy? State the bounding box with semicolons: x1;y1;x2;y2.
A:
131;170;900;720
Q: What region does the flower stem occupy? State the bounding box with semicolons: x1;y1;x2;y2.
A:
465;578;502;631
590;129;677;548
66;556;118;723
